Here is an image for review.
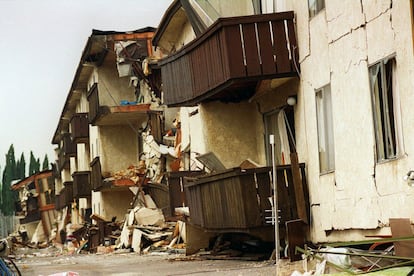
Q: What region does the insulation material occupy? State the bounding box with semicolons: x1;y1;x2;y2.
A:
120;220;131;248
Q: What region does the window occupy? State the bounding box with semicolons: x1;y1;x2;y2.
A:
264;107;295;166
369;57;403;161
308;0;325;18
316;85;335;173
411;0;414;54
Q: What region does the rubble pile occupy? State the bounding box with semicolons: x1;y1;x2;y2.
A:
102;161;147;184
65;191;186;256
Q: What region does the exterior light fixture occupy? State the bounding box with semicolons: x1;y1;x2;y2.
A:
287;96;297;106
404;170;414;186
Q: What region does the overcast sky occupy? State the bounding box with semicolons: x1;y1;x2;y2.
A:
0;0;172;171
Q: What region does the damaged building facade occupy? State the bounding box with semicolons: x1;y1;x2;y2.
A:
153;0;414;245
51;27;177;239
43;0;414;256
12;170;57;244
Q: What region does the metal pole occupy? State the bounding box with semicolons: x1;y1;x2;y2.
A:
270;134;279;265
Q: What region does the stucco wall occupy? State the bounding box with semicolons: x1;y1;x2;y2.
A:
99;125;139;174
198;101;264;168
295;0;414;242
92;190;133;221
97;52;136;106
205;0;255;17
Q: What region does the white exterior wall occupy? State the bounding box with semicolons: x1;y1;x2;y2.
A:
294;0;414;242
60;168;72;184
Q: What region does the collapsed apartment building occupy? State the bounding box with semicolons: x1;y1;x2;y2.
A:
151;0;414;256
13;0;411;263
12;170;57;244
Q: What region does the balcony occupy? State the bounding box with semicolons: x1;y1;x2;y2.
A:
158;11;299;106
87;83;152;126
57;150;70;171
184;163;308;231
55;193;65;210
63;181;73;206
72;171;92;198
71;113;89;144
90;157;103;191
62;133;77;157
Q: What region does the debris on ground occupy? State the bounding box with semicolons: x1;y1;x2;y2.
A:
294;237;414;275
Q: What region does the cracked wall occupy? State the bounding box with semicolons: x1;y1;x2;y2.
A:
295;0;414;242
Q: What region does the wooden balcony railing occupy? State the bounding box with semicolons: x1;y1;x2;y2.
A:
55;193;65;210
63;181;73;206
159;11;299;106
184;163;308;230
71;113;89;144
72;171;92;198
57;149;70;171
87;83;99;125
62;133;77;157
90;157;103;191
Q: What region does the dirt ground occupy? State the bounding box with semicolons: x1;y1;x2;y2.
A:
14;252;295;276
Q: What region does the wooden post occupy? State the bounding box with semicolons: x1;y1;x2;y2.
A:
290;152;308;224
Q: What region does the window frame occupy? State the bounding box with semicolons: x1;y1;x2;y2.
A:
369;56;403;162
308;0;325;18
315;84;335;174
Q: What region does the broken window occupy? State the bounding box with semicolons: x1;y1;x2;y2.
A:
264;107;295;166
308;0;325;18
369;57;403;162
316;84;335;173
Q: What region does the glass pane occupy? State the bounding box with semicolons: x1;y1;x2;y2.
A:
316;85;334;173
369;59;398;161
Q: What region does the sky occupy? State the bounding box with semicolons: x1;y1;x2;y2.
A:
0;0;172;171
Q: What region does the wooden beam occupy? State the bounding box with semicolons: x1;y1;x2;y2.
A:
290;152;308;224
111;32;154;41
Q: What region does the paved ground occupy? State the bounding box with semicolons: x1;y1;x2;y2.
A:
15;252;284;276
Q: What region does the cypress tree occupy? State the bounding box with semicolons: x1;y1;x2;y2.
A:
29;151;37;175
1;145;18;216
18;153;26;179
42;154;49;171
36;158;41;173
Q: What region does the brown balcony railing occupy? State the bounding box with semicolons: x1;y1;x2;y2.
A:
72;171;92;198
71;113;89;144
55;193;65;210
62;133;77;157
87;83;99;124
184;163;308;231
90;157;103;191
63;181;73;206
57;149;70;171
159;11;299;106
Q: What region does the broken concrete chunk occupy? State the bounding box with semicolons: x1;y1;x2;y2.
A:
131;229;143;253
135;207;165;227
144;194;157;209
